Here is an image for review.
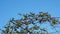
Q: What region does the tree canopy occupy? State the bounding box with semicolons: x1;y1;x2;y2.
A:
0;12;60;34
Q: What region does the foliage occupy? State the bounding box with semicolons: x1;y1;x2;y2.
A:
0;12;60;34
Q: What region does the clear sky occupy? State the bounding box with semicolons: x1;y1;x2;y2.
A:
0;0;60;33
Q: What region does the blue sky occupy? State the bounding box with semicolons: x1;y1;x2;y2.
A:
0;0;60;32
